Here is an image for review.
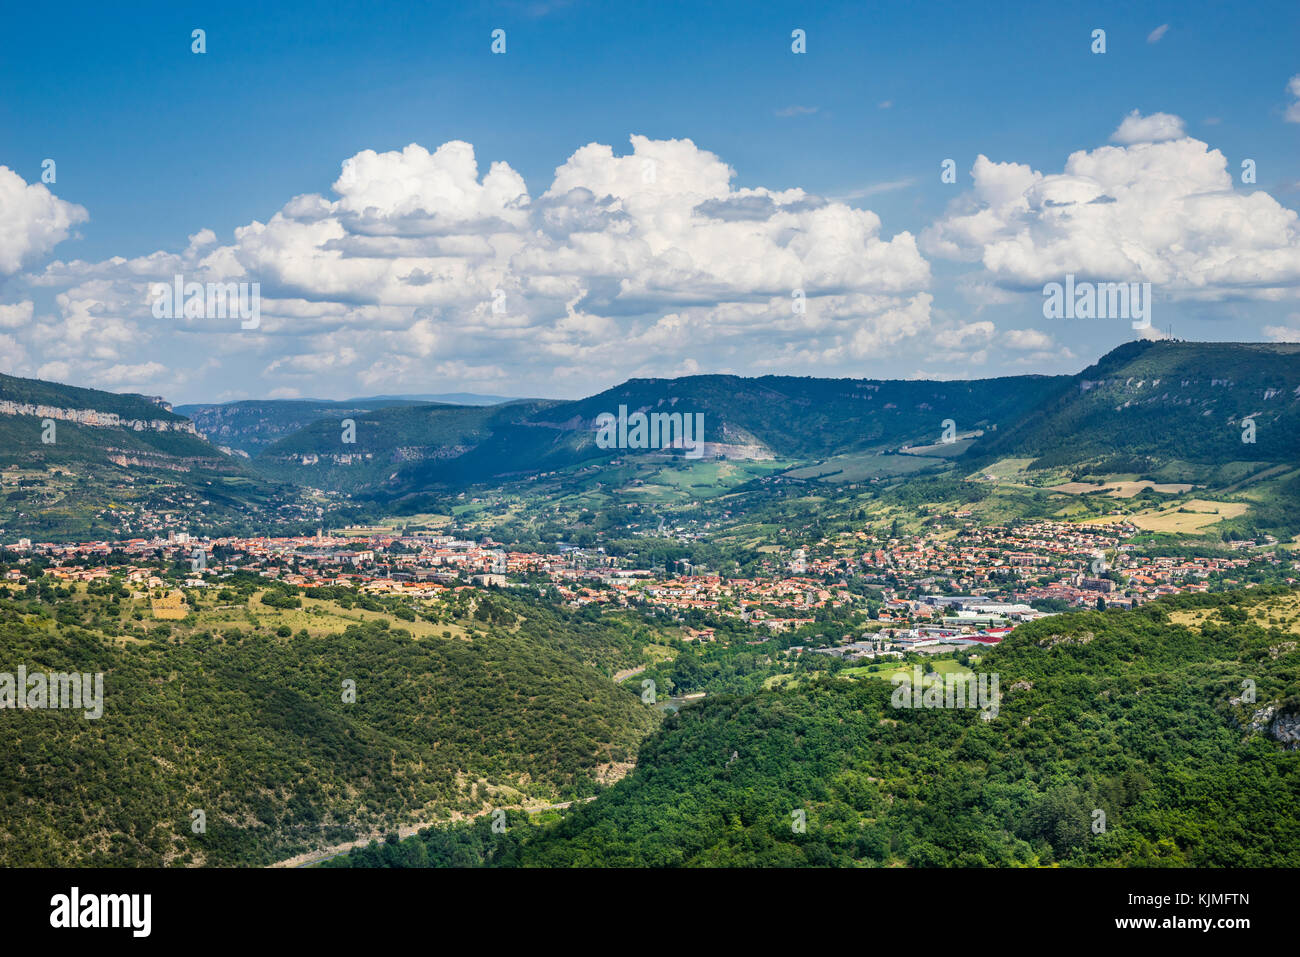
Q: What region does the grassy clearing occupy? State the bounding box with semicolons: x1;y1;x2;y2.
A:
964;457;1038;485
761;657;975;690
1171;594;1300;636
786;450;941;483
181;589;471;641
844;658;974;681
615;459;785;502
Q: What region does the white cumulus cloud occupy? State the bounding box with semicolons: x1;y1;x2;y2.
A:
13;136;933;397
1111;109;1185;145
0;167;88;275
921;112;1300;300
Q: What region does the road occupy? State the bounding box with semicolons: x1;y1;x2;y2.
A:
275;797;599;868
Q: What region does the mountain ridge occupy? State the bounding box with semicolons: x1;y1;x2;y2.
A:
1;339;1296;538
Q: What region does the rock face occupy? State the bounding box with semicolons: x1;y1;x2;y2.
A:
1269;711;1300;750
0;400;197;435
1037;631;1096;649
704;441;775;461
1245;705;1276;730
1237;705;1300;750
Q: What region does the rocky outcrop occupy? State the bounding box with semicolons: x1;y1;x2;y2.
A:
1037;630;1096;649
1269;710;1300;750
104;451;231;472
1234;704;1300;750
0;400;197;435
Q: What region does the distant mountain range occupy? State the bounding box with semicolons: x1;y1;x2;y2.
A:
345;392;520;406
2;340;1297;535
242;373;1071;497
0;372;296;541
174;393;519;456
239;340;1300;498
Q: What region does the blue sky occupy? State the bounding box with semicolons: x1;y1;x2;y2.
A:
1;0;1298;402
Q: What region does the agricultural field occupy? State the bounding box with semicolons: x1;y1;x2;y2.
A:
899;437;977;458
1128;500;1249;533
964;457;1040;486
785;450;943;483
149;590;189;620
1048;480;1196;497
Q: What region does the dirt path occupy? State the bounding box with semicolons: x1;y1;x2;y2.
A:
613;664;647;684
274;819;442;869
270;797;599;868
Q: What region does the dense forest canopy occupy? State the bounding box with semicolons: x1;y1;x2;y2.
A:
326;588;1300;868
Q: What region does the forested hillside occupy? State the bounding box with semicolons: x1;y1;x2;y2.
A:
974;340;1300;467
327;588;1300;868
0;584;658;866
175;397;438;456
